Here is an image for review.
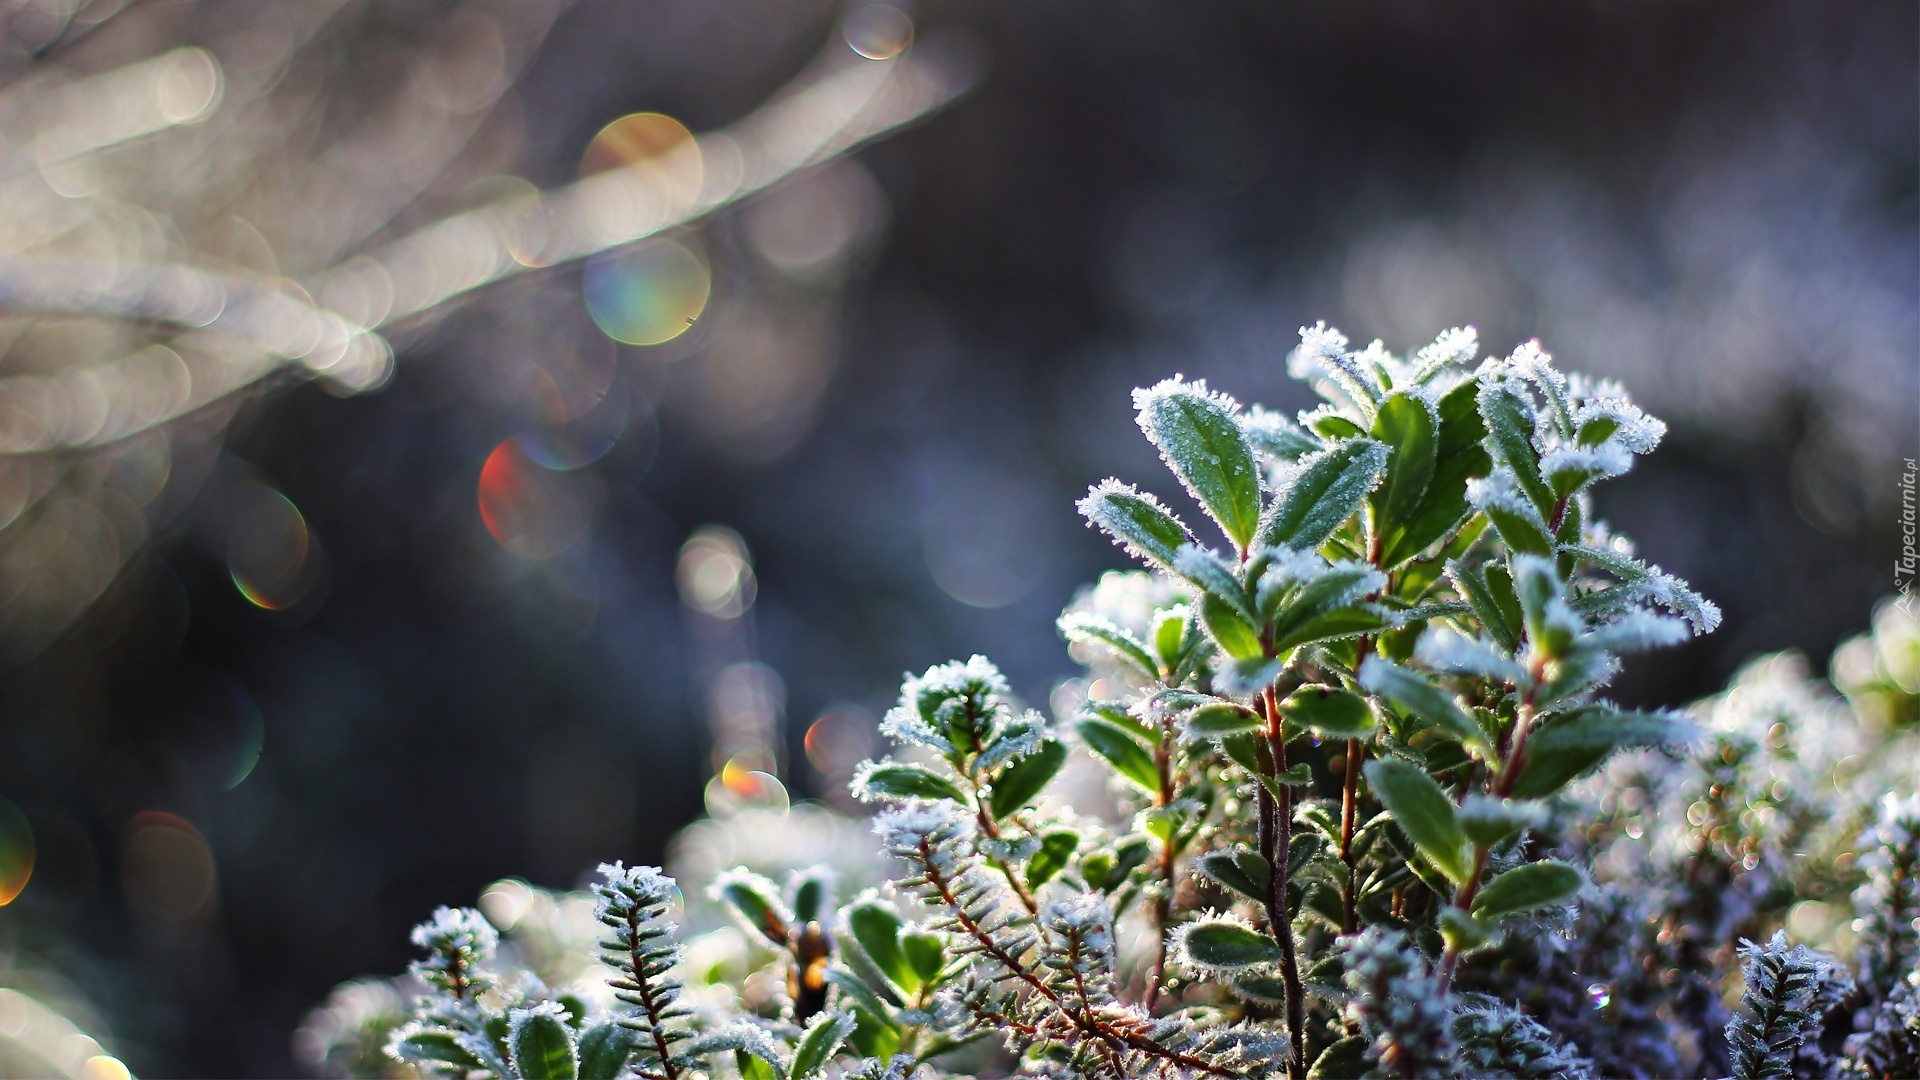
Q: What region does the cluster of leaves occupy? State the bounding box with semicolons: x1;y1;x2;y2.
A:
311;325;1918;1080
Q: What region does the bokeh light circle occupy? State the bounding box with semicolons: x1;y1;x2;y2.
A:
167;674;266;792
478;440;591;558
121;811;216;923
703;759;789;817
675;527;756;618
921;473;1053;608
580;112;699;183
844;5;913;60
0;798;33;906
226;483;314;610
583;239;710;346
515;379;633;470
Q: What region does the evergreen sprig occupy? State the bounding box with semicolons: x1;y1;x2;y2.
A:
1726;931;1853;1080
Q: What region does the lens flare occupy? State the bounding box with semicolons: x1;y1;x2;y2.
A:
477;440;590;558
168;675;266;792
514;379;633;470
675;526;755;618
803;708;875;778
583;238;710;346
227;483;315;610
0;798;33;906
580;112;700;187
704;759;789;817
121;811;216;923
844;5;913;60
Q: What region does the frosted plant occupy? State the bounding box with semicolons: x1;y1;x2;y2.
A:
1854;794;1920;997
1450;995;1595;1080
312;324;1920;1079
1725;932;1853;1080
1337;927;1455;1078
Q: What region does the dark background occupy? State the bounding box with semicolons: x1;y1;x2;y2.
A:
0;2;1913;1075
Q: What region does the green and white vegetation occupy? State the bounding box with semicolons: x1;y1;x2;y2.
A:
301;325;1920;1079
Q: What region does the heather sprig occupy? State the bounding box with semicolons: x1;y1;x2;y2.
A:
1726;931;1853;1080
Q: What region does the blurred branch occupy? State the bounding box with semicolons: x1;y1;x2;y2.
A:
0;2;976;657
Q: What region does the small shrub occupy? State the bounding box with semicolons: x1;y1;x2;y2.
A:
303;325;1918;1079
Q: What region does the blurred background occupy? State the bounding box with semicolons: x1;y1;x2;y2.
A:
0;0;1910;1075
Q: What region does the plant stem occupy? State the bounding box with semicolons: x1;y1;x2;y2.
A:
972;799;1039;914
1259;683;1308;1080
1435;690;1540;994
912;834;1236;1077
1145;717;1177;1011
626;905;682;1080
1340;735;1362;934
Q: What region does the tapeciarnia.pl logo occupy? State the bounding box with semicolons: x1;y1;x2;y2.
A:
1899;456;1916;614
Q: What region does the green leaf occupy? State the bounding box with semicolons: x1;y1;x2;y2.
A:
1196;849;1271;902
1510;707;1690;798
1232;972;1293;1005
1511;554;1559;643
1201;593;1264;660
1438;906;1495;954
1576;414;1619;447
791;1012;855;1080
856;763;966;804
845;899;916;995
1271;605;1394;652
1258;439;1389;551
737;1051;780;1080
1364;758;1469;885
1245;413;1321;461
1378;380;1492;568
393;1029;485;1073
1084;700;1157;744
1179;919;1282;969
1186;702;1261;738
1484;563;1524;644
1448;560;1516;652
510;1009;579;1080
1136;380;1265;549
1273;762;1313;787
1151;606;1191;670
1554;498;1583;579
1456;796;1547;847
1280;686;1374;738
989;739;1066;819
1268;563;1384;638
576;1024;639;1080
1310;413;1367;440
1471;860;1584;919
1309;1036;1370;1080
790;869;832;924
1216;656;1283;697
1357;656;1486;754
1483;497;1554;557
1083;836;1154;892
1220;732;1267;776
1368;392;1439;538
1076;716;1161;793
1059;613;1158;679
900;929;947;987
1478;381;1553;518
1546;455;1608;499
717;870;791;945
911;1031;994;1065
1026;830;1079;889
1078;481;1197;572
825;966;901;1045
